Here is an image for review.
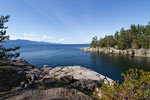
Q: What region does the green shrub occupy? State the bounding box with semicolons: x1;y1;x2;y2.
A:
101;69;150;100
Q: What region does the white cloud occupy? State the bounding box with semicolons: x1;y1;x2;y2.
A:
24;32;34;36
10;32;39;41
60;38;68;42
10;33;69;44
42;35;51;41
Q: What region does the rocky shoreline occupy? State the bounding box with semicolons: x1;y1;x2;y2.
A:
81;47;150;57
0;59;113;100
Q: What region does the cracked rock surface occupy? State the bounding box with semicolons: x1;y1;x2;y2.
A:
0;59;113;100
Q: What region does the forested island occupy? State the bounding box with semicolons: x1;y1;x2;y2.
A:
82;22;150;57
91;22;150;49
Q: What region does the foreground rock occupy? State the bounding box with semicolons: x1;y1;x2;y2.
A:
6;88;93;100
81;47;150;57
47;66;112;85
0;59;113;100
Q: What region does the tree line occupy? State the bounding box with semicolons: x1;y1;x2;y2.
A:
91;22;150;50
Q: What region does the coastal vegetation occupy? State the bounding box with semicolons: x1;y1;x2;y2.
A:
91;21;150;50
101;69;150;100
0;15;20;59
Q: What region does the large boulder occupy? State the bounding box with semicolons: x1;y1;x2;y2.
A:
47;66;113;85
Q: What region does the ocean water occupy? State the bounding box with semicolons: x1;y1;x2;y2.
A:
6;44;150;82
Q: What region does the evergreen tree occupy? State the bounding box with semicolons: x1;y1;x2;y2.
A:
117;28;130;49
106;35;116;47
99;37;106;47
90;36;98;48
0;15;20;59
114;31;119;42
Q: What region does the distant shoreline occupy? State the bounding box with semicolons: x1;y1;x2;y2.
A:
81;47;150;57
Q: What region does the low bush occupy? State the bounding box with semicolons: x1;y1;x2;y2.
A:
101;69;150;100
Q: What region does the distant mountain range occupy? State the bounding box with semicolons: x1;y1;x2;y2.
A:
2;39;56;45
0;39;90;45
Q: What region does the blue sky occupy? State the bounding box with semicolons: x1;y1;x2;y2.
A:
1;0;150;44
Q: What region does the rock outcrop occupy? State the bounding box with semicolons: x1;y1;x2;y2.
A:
47;66;112;85
81;47;150;57
0;59;113;100
6;88;93;100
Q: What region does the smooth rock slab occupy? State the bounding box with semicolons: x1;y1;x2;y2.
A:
48;66;113;85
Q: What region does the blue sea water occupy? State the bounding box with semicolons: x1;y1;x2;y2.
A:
6;44;150;82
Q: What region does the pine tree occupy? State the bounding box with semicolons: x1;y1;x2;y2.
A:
0;15;20;59
90;36;98;48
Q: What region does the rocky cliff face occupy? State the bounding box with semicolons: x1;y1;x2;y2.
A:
81;47;150;57
0;59;113;100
